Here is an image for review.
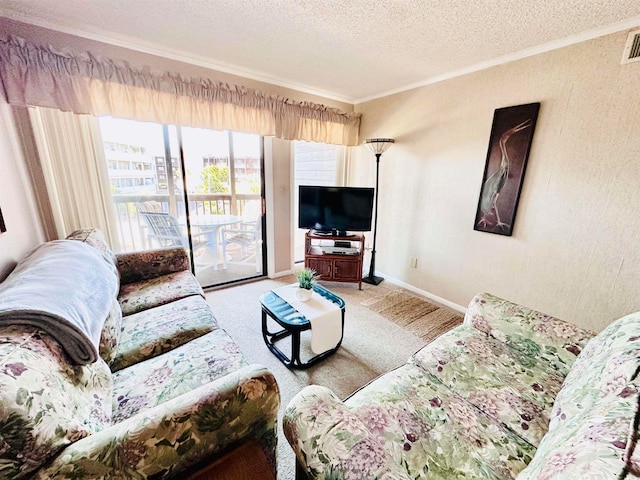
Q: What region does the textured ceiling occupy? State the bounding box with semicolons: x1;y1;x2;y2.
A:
1;1;640;103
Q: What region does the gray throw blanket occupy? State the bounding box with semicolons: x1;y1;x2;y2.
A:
0;240;119;365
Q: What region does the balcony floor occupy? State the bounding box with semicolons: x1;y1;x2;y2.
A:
193;243;264;288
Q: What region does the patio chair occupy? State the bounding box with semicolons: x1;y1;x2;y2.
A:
138;211;209;253
221;207;261;273
135;200;164;213
135;201;165;249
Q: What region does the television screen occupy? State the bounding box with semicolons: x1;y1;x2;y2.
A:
298;186;374;234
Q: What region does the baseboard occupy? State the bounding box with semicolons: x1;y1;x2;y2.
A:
268;269;294;279
269;268;466;314
380;273;467;314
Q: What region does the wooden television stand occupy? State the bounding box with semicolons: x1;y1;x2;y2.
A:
304;230;365;290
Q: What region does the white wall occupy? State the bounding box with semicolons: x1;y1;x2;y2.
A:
0;101;44;280
354;29;640;332
264;137;294;276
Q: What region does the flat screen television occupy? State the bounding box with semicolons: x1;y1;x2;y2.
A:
298;185;374;235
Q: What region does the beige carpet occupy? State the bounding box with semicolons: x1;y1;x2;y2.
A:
204;277;464;480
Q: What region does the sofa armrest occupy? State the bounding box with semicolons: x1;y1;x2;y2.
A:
116;247;190;284
35;365;280;480
284;385;397;480
464;292;595;374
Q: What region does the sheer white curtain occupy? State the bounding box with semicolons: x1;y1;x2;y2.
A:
28;107;120;248
335;144;351;186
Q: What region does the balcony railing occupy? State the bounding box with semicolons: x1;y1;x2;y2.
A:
112;193;261;252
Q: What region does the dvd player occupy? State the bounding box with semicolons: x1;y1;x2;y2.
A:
320;246;358;255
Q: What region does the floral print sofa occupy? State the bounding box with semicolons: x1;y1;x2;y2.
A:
0;228;280;479
285;292;640;479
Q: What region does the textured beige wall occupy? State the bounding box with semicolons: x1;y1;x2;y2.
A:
354;29;640;332
0;101;45;280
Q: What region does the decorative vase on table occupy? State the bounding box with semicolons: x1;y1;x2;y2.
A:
296;287;313;302
295;267;318;302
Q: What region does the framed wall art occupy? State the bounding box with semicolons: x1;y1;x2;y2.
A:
474;102;540;236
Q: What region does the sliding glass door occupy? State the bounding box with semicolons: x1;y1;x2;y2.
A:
180;127;264;286
98;117;265;288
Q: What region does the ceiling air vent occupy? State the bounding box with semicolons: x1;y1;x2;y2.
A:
621;29;640;64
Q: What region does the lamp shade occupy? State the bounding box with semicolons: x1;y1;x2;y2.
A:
365;138;394;154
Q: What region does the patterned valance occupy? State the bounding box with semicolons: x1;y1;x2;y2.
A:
0;36;360;145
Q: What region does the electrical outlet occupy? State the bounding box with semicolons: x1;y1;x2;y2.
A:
410;257;418;268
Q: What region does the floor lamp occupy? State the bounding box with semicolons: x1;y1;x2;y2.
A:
363;138;394;285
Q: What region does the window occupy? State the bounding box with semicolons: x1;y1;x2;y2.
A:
293;141;344;262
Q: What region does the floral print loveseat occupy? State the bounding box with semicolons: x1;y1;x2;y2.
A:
284;292;640;479
0;228;280;479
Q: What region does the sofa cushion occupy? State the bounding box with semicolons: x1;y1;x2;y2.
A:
112;329;247;422
552;312;640;421
465;293;595;376
110;295;217;371
516;311;640;479
315;363;537;479
0;326;112;478
516;386;639;480
37;365;280;480
98;299;123;365
116;247;190;285
118;270;204;316
411;325;565;447
66;228;118;268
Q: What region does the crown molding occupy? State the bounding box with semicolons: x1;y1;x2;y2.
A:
354;15;640;104
2;9;639;106
0;9;356;105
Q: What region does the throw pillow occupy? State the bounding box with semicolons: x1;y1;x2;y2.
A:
516;311;640;479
